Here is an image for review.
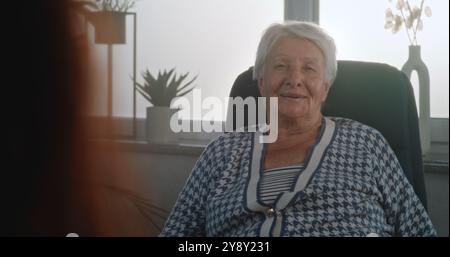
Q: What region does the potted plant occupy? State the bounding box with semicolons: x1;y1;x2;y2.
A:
136;68;197;143
88;0;137;44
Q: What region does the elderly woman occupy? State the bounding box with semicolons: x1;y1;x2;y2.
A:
160;21;436;237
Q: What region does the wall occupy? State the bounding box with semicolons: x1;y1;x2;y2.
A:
424;168;449;236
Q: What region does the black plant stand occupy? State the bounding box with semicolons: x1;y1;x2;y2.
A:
85;12;138;139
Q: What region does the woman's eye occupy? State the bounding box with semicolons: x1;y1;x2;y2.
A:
305;66;316;72
275;64;286;69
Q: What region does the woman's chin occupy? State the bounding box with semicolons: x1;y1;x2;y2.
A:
278;108;309;119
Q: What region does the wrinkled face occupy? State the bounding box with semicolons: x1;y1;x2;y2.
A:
258;37;330;120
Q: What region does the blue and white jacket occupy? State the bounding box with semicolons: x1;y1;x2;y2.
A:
160;117;436;237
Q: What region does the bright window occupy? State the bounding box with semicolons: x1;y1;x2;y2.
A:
321;0;449;118
87;0;284;121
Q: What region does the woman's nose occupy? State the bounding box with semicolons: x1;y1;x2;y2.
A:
285;68;304;87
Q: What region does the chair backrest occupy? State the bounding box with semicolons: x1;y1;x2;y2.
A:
228;60;427;208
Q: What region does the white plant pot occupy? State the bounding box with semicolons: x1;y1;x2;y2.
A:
146;107;179;143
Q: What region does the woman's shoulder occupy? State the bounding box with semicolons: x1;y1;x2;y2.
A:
326;116;386;141
206;131;253;150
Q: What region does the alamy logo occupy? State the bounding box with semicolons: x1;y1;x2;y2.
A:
169;89;278;143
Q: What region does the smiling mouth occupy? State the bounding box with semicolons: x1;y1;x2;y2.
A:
279;94;307;99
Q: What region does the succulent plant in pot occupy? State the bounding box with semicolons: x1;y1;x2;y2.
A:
136;68;197;142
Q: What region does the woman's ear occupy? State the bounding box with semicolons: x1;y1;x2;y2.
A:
325;81;331;93
321;81;331;102
258;79;265;96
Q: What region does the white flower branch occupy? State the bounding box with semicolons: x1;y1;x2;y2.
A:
384;0;432;45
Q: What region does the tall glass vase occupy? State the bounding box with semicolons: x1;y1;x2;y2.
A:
401;45;430;155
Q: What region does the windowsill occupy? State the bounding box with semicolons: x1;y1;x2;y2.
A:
87;116;448;165
424;160;449;174
91;138;209;156
423;141;449;166
423;145;449;174
90;136;449;173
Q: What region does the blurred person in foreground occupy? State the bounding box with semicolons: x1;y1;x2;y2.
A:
1;0;148;236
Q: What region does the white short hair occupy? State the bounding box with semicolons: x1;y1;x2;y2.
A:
253;21;337;85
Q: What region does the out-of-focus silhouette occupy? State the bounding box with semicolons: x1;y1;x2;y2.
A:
1;0;93;236
0;0;147;236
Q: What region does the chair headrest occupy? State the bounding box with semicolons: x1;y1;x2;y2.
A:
229;61;417;151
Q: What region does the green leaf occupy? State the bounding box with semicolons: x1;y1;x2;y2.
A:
137;67;197;107
176;74;197;94
176;89;194;98
136;85;153;104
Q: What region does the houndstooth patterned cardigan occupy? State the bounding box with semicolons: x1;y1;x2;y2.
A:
160;117;436;237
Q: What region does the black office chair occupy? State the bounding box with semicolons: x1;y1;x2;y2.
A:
228;60;427;208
